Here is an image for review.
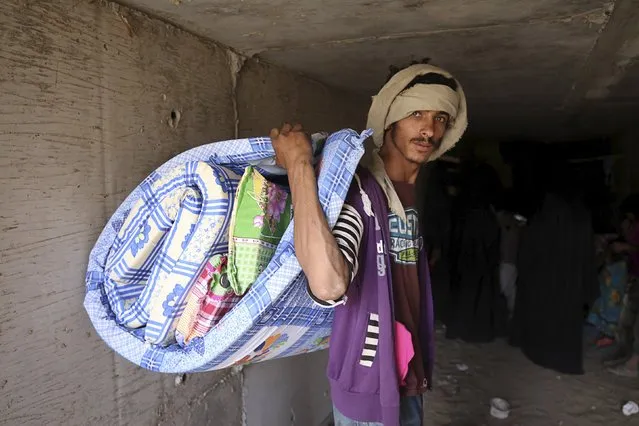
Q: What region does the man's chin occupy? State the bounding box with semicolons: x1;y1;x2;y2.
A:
411;144;437;158
409;151;435;164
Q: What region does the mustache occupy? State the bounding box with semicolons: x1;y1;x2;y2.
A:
411;137;442;149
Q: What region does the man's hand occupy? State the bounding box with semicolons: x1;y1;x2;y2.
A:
269;122;350;303
270;123;312;171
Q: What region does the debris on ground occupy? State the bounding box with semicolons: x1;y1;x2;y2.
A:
174;373;186;386
490;397;511;419
622;401;638;416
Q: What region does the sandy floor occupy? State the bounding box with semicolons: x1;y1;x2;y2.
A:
426;327;638;426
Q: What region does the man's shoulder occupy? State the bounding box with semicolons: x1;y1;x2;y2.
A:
346;166;383;198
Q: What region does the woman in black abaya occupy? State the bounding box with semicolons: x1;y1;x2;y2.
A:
445;162;507;342
513;165;598;374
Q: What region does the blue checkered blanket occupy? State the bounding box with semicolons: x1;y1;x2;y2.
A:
84;129;369;372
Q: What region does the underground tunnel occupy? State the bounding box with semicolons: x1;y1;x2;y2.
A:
1;0;639;425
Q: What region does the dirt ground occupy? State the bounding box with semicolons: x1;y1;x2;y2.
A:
426;327;638;426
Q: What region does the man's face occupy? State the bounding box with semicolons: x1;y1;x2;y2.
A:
385;110;450;164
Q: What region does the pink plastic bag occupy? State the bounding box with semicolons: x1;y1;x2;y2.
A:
395;321;415;385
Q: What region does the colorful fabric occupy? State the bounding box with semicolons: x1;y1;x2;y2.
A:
175;256;219;345
84;129;369;373
228;166;292;295
617;276;639;354
176;255;241;345
103;161;238;346
588;261;627;337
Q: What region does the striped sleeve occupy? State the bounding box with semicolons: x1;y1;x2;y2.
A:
333;203;364;280
307;203;364;308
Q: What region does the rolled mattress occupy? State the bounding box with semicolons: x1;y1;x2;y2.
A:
84;129;369;373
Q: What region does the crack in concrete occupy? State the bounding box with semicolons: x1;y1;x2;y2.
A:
227;49;248;139
561;1;616;110
256;7;609;53
191;366;244;408
563;0;639;110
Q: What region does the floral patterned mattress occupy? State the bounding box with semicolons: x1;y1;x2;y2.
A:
84;129;369;372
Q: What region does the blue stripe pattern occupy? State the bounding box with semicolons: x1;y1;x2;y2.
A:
84;129;369;372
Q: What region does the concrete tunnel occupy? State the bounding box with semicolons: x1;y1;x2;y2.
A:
1;0;639;425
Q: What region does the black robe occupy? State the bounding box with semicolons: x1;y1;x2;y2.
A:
445;207;506;342
512;193;598;374
444;162;508;342
417;162;454;322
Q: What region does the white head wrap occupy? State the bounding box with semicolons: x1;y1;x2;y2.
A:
386;84;459;129
362;64;468;218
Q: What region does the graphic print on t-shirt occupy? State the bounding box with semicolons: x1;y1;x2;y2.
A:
388;208;422;265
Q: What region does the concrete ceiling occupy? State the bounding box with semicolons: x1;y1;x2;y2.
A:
118;0;639;141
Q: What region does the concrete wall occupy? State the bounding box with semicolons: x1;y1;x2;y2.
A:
242;351;333;426
0;1;366;425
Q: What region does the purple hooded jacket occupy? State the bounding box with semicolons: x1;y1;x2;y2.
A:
327;168;435;426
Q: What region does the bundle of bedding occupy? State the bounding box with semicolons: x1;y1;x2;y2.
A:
84;129;369;373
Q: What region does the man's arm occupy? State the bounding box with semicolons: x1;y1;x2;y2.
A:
308;203;364;307
271;123;350;302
